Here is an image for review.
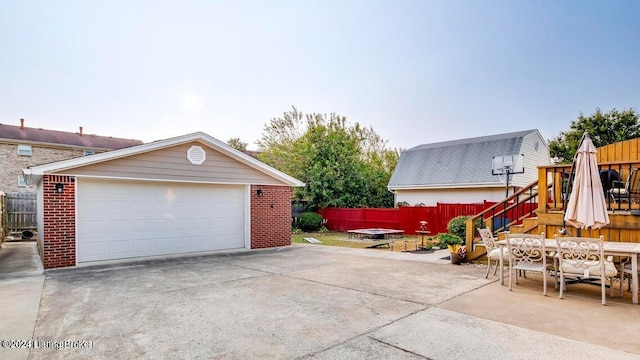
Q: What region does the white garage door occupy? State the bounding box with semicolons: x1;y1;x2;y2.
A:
77;179;246;263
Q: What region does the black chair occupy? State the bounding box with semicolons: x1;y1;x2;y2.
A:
609;169;640;204
599;169;620;198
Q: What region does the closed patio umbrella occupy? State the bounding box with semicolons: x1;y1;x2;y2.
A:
564;133;610;232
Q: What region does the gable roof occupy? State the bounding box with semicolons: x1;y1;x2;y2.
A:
0;122;142;150
24;132;304;187
388;130;540;190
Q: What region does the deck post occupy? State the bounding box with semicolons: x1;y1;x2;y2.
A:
538;167;548;214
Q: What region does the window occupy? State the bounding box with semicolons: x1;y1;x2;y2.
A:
17;144;32;156
17;175;27;187
83;150;96;156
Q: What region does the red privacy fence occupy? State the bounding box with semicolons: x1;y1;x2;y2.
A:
318;202;537;235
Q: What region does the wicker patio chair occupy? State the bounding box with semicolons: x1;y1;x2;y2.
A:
477;227;507;278
505;233;549;296
555;235;618;305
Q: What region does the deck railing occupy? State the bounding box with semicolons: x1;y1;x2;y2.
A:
540;161;640;213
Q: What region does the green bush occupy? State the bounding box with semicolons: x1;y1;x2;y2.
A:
447;216;486;238
435;233;463;247
447;216;469;239
295;212;324;232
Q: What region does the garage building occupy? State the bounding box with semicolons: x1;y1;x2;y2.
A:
23;132;304;269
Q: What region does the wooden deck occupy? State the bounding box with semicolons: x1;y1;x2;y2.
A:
466;137;640;260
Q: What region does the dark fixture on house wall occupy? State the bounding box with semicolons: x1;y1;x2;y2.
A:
256;189;263;196
55;183;64;193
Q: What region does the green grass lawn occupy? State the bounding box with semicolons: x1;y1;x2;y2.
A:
291;232;425;250
292;232;374;248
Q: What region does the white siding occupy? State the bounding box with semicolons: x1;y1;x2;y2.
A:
395;187;511;206
63;142;286;186
512;131;551;188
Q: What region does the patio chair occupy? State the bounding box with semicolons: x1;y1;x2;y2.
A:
609;168;640;204
618;255;640;298
505;233;550;296
554;235;618;305
477;227;507;279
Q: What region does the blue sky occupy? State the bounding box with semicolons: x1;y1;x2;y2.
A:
1;1;638;150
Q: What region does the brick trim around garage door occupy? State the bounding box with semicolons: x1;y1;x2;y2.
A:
42;175;76;269
251;185;292;249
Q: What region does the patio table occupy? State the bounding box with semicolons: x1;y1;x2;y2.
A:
496;238;640;304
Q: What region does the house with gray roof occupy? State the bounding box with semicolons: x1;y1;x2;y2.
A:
388;129;551;206
1;118;142;193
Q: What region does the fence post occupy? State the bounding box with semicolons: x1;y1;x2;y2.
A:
1;192;6;243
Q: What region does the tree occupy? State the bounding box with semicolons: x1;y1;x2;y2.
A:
255;106;306;177
256;107;399;209
549;108;640;163
227;137;248;152
298;114;364;208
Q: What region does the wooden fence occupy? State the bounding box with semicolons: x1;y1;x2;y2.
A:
4;192;37;234
320;202;506;235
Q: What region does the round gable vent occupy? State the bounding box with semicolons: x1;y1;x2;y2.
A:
187;145;206;165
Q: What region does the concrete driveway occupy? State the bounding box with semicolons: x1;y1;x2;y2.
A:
3;243;640;359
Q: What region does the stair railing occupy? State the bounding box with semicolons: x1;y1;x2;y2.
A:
464;179;544;253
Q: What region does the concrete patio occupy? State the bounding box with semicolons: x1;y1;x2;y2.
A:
1;241;639;359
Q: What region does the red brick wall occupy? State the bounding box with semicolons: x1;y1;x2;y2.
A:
42;175;76;268
251;185;292;249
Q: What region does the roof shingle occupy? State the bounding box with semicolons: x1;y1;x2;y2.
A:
388;130;536;188
0;123;142;150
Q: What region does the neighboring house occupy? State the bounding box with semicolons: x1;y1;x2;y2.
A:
24;132;305;269
388;129;551;206
0;118;142;193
